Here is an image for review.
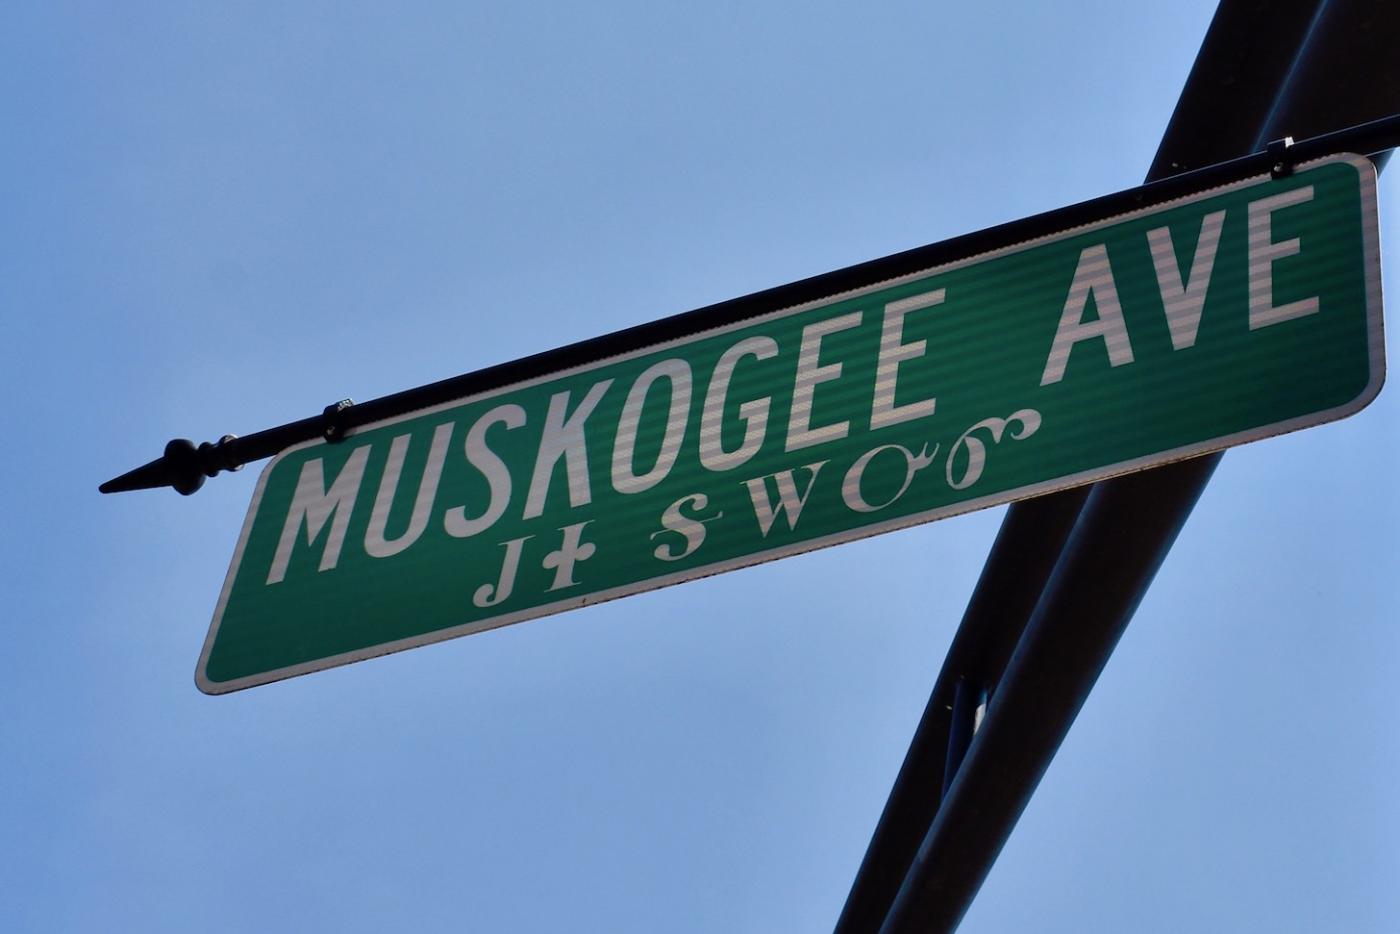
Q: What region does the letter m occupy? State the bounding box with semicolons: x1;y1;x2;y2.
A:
266;447;371;584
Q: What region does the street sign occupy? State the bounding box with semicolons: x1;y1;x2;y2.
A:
198;153;1383;694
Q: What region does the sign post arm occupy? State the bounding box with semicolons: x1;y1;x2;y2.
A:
839;2;1400;932
101;115;1400;497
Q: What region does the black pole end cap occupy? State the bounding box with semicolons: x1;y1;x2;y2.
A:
99;434;243;495
164;439;206;495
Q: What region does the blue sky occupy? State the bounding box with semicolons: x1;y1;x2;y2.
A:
3;2;1396;931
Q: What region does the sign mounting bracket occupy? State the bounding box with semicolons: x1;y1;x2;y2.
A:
100;112;1400;500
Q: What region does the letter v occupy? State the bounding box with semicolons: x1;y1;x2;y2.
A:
1147;209;1225;351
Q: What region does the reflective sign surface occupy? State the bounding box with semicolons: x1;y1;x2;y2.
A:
200;154;1384;693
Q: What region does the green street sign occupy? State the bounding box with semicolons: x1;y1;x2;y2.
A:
199;154;1384;694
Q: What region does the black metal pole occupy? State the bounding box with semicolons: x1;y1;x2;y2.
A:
941;680;986;800
876;457;1220;933
833;1;1328;928
832;489;1089;932
864;1;1400;931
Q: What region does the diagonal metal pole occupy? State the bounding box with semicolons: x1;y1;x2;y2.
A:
834;1;1321;927
838;1;1400;931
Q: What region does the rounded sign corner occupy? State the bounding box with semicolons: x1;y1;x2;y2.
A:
1342;353;1387;422
195;665;233;696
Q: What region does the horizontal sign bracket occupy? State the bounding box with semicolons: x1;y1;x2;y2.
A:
1268;136;1298;179
99;112;1400;497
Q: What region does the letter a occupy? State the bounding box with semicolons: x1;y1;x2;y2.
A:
1040;244;1135;386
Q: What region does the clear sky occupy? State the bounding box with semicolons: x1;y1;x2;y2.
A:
3;2;1396;932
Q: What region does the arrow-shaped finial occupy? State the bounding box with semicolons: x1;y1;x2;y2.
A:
99;436;243;496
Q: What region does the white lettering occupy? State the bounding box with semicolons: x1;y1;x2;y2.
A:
651;493;723;562
1039;244;1134;386
699;336;779;472
266;446;372;584
445;404;527;538
541;521;597;590
743;462;827;537
947;409;1042;490
841;443;938;513
611;359;692;494
364;423;454;559
787;312;863;451
1248;186;1319;329
1147;210;1225;350
870;290;942;430
473;536;532;607
523;379;614;519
